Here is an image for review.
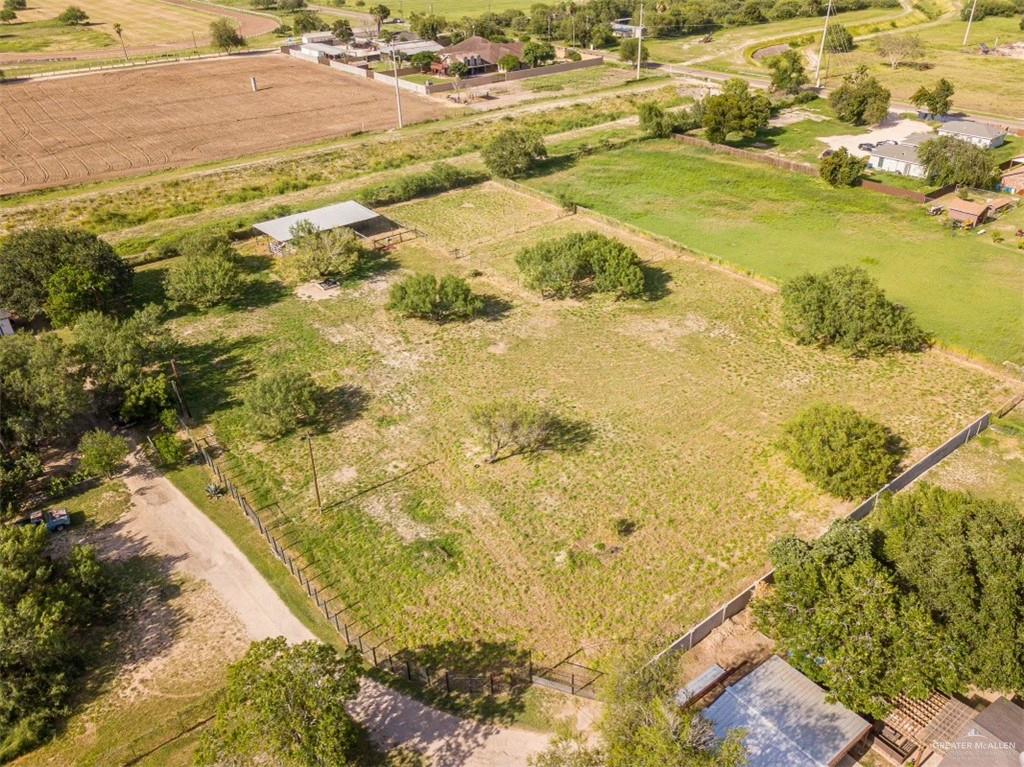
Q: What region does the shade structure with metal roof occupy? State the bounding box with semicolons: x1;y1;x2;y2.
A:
253;201;380;244
703;656;871;767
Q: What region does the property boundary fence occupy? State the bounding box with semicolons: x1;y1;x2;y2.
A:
652;411;994;660
181;425;602;699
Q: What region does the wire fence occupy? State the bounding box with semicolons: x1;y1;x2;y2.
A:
181;424;602;699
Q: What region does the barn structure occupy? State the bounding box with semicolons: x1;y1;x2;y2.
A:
253;201;418;254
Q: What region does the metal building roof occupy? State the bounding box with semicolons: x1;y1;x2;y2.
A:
253;201;379;243
704;656;870;767
870;143;924;165
938;120;1006;140
301;42;346;56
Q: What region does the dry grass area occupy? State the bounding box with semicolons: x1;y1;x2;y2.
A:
927;411;1024;508
156;184;1015;666
0;54;444;195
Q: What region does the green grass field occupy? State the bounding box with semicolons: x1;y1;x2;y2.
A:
0;18;113;54
147;183;1012;667
527;140;1024;364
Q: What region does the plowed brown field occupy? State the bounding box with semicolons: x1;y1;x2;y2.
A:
0;54;444;195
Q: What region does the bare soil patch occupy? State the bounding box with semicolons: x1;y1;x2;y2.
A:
0;54;443;194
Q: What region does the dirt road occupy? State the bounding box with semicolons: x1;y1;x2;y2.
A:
120;452;552;765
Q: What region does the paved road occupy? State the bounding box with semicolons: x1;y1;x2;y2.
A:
120;451;551;766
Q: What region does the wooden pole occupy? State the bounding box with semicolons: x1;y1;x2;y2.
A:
306;434;322;511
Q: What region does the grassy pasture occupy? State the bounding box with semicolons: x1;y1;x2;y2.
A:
823;15;1024;118
153;183;1012;666
928;410;1024;508
1;0;228;52
527;140;1024;364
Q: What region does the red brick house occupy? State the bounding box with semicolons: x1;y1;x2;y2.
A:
431;36;525;76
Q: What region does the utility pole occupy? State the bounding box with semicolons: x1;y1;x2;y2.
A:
962;0;979;45
635;2;644;81
305;434;322;511
391;50;404;129
814;0;834;88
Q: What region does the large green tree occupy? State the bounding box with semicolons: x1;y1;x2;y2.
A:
781;266;929;356
779;404;906;499
910;78;954;116
917;136;995;187
767;48;808;94
701;78;771;144
754;521;954;718
819;147;867;187
72;305;173;419
209;18;245;51
196;638;361;767
874;485;1024;693
829;66;890;125
276;221;371;285
0;227;131;325
0;526;110;760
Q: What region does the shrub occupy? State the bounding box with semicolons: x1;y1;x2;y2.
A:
387;273;484;321
481;128;547;178
357;163;485;206
515;232;645;299
119;373;170;423
78;430;130;478
57;5;88;24
781;266;929;355
210;18;245;50
819;147;867;186
618;37;648;63
959;0;1017;18
637;102;678;138
244;369;320;437
471;400;559;462
823;22;854;52
164;234;244;310
275;221;372;285
151;432;189;467
780;404;905;499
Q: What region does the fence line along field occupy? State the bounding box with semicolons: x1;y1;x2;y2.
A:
150;183;1014;665
0;54;444;195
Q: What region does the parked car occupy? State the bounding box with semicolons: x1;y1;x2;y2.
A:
857;142;875;151
875;139;896;146
14;508;71;532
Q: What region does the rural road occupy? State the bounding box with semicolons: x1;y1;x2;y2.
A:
119;451;552;766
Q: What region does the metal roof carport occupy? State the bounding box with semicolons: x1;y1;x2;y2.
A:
253;201;380;244
704;656;871;767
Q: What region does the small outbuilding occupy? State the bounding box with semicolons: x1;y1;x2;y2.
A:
937;119;1007;149
253;201;381;255
946;198;989;227
1000;161;1024;194
703;656;871;767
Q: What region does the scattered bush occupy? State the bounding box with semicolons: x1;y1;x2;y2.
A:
613;517;637;537
516;232;645;299
151;432;189;467
767;48;808;94
357;163;486;206
164;234;244;310
387;273;484;321
910;78;954;115
618;37;648;63
823;22;854;52
819;147;867;186
209;18;245;50
959;0;1017;19
780;404;905;499
637;101;679;138
78;429;130;478
701;78;771;143
481;128;547;178
781;266;929;355
57;5;88;24
244;369;320;437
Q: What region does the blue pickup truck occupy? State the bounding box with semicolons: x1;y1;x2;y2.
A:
15;509;71;533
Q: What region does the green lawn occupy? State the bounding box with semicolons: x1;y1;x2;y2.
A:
528;140;1024;364
149;183;1012;669
0;19;113;53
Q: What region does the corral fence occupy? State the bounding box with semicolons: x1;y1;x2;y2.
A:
180;425;602;699
652;410;995;661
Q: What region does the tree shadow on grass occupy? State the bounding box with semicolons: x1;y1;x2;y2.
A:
478;294;514;322
312;384;371;434
174;335;260;420
523;153;579;179
642;264;672;301
132;265;169;309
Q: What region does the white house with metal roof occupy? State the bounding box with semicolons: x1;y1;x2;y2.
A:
938;120;1007;149
867;143;928;179
703;656;871;767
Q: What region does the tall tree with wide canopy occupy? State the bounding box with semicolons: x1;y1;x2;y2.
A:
0;227;131;325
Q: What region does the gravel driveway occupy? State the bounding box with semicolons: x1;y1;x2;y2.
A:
121;451;552;765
